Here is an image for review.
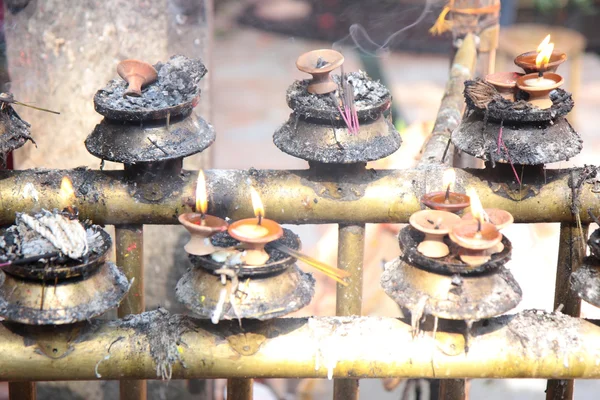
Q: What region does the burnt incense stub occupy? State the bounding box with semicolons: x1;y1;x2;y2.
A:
94;55;207;121
85;112;215;164
570;257;600;308
274;71;401;164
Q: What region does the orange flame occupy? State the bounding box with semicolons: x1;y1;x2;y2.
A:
466;187;485;226
535;35;554;70
59;176;75;205
196;170;208;214
250;187;265;219
442;168;456;191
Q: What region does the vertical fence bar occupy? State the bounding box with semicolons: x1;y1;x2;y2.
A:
546;222;588;400
439;379;468;400
9;382;36;400
227;378;253;400
116;225;146;400
333;224;365;400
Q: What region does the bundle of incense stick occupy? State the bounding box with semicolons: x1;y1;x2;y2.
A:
331;67;360;135
269;242;350;286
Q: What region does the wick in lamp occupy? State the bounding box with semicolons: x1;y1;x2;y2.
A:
421;169;470;213
179;170;228;256
228;187;283;266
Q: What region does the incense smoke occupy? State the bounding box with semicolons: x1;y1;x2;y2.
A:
332;0;436;57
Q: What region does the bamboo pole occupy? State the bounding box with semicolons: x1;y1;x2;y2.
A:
0;313;600;381
419;34;476;167
546;223;589;400
0;167;598;225
116;225;146;400
333;224;365;400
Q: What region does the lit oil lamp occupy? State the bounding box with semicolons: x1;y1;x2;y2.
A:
514;34;567;75
179;170;228;256
484;72;523;101
516;36;564;109
228;187;284;266
409;209;461;258
449;189;502;266
296;49;345;95
420;169;470;213
462;207;513;254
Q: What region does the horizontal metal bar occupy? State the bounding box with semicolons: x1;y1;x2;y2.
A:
1;311;600;381
0;166;597;225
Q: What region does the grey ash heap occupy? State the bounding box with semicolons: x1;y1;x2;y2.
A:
452;79;582;167
86;55;215;165
274;70;401;164
94;55;207;121
0;210;130;325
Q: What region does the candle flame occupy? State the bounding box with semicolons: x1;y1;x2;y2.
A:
466;187;485;226
535;35;554;70
196;170;208;214
442;168;456;191
59;176;75;204
536;34;551;53
250;187;265;219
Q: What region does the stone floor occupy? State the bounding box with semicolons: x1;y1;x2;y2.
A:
210;19;600;399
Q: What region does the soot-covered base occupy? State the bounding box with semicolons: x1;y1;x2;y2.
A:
452;112;582;165
0;262;130;325
176;264;315;321
273;113;400;164
570;257;600;308
381;258;522;321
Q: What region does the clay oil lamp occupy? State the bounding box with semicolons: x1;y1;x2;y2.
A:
228;188;283;266
485;72;523;101
179;170;228;256
450;190;503;266
117;59;158;98
516;37;564;109
296;49;344;94
514;34;567;74
421;169;470;213
409;209;461;258
462;206;514;254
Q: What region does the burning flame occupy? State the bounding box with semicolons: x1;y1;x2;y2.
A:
535;35;554;70
442;168;456;191
196;170;208;214
466;187;485;226
250;187;265;219
59;176;75;205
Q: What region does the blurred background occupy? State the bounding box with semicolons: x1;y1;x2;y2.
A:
1;0;600;399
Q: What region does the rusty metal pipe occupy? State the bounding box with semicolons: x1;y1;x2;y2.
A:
227;378;253;400
0;167;598;225
1;312;600;381
334;224;365;400
9;382;36;400
116;225;146;400
546;222;589;400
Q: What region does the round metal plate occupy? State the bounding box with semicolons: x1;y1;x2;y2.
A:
398;226;512;275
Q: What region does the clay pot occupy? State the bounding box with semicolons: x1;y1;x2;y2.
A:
514;50;567;74
485;72;523;101
228;218;283;266
450;220;502;266
409;210;461;258
420;192;470;213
